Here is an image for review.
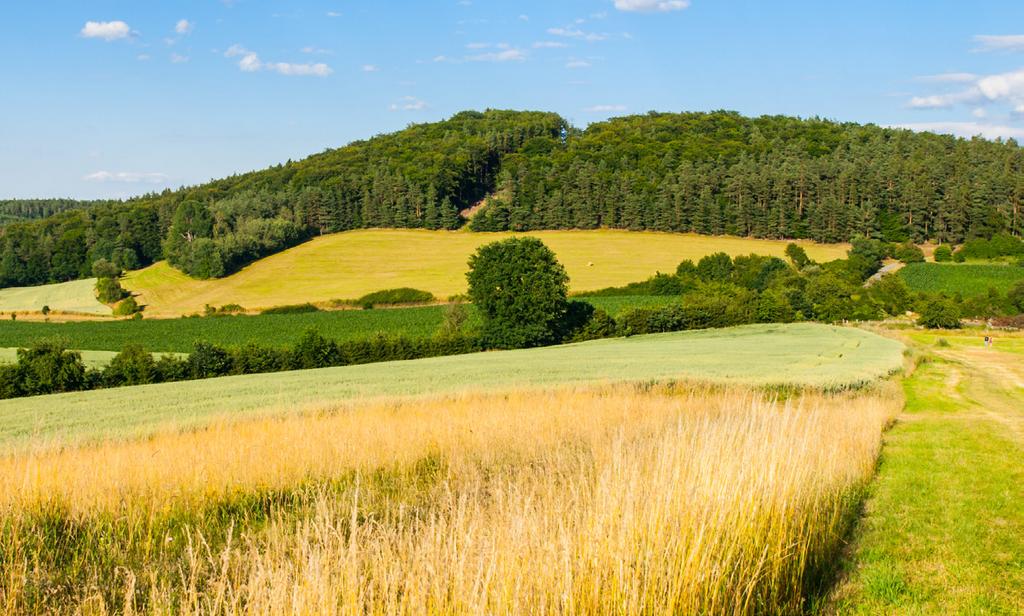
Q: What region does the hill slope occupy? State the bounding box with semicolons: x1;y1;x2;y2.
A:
122;229;848;316
3;109;1021;290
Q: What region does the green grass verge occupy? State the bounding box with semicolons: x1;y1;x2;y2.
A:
0;323;903;451
899;262;1024;297
827;336;1024;613
0;296;676;354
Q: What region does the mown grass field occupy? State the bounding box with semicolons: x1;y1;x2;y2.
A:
123;229;849;316
0;278;110;316
0;295;673;353
899;262;1024;296
827;329;1024;613
0;323;902;450
0;325;901;614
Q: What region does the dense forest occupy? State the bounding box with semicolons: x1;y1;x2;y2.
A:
2;109;1022;287
0;199;99;226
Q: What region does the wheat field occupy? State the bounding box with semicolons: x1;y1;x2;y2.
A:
0;380;901;615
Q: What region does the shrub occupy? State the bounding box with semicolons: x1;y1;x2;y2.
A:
438;303;470;337
467;237;569;349
1008;281;1024;313
113;296;140;316
290;329;342;370
189;342;233;379
894;242;925;264
697;252;734;282
261;303;320;315
91;258;122;280
953;250;966;263
917;298;961;329
8;340;87;397
868;274;913;316
41;305;50;316
357;288;435;306
785;243;811;269
96;277;128;304
104;345;157;387
933;245;953;263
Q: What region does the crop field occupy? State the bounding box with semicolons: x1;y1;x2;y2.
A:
899;262;1024;296
0;278;110;316
0;295;674;353
0;333;901;614
123;229;849;317
0;323;902;450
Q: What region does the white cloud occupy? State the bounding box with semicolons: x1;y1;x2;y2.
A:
894;122;1024;141
467;48;526;62
907;89;981;109
326;11;342;18
362;64;379;72
84;171;169;184
566;59;591;69
533;41;568;48
80;20;132;41
584;104;627;112
225;44;332;76
175;19;194;35
301;46;333;55
137;53;151;61
972;107;988;118
973;34;1024;53
614;0;690;12
389;96;427;111
916;72;978;83
170;53;189;63
547;26;607;42
466;42;490;49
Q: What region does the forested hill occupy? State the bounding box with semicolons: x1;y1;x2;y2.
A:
2;109;1023;288
0;199;101;226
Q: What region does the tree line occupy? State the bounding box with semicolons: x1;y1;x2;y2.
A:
3;109;1023;286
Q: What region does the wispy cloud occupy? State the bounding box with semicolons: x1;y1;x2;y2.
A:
547;26;607;42
175;19;194;35
170;53;189;64
225;44;332;77
80;20;132;41
533;41;568;49
584;104;627;113
467;47;526;62
84;171;169;184
566;58;591;69
915;72;978;83
389;96;427;111
362;64;380;72
972;34;1024;53
907;68;1024;113
614;0;690;12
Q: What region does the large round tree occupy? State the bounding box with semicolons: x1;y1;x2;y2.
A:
467;237;569;349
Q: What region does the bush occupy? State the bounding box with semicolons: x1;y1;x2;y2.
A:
785;243;811;269
91;258;122;280
2;340;87;398
290;329;342;370
696;252;734;282
894;242;925;264
357;288;435;306
933;244;953;263
104;345;157;387
953;250;966;263
96;277;128;304
917;298;961;329
1008;281;1024;313
437;303;470;337
467;237;569;349
261;303;320;315
113;296;140;316
189;342;233;379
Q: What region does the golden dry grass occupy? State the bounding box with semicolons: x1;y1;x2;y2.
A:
1;381;900;614
123;229;849;317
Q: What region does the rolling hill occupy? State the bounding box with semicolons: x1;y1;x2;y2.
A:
122;229;848;317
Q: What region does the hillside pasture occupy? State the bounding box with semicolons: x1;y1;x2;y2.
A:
899;262;1024;297
0;295;674;354
0;278;110;316
0;323;903;451
123;229;849;317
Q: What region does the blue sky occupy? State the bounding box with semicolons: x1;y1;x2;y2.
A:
4;1;1024;199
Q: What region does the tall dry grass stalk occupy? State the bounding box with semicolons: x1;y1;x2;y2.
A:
0;382;901;615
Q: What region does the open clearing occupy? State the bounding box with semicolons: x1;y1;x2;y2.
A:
0;323;901;450
899;262;1024;297
123;229;849;317
0;278;110;316
0;295;675;354
826;328;1024;613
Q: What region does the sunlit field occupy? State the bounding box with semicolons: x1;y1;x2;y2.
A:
0;380;901;614
124;229;849;317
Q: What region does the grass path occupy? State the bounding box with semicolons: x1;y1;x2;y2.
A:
0;323;901;452
827;330;1024;614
